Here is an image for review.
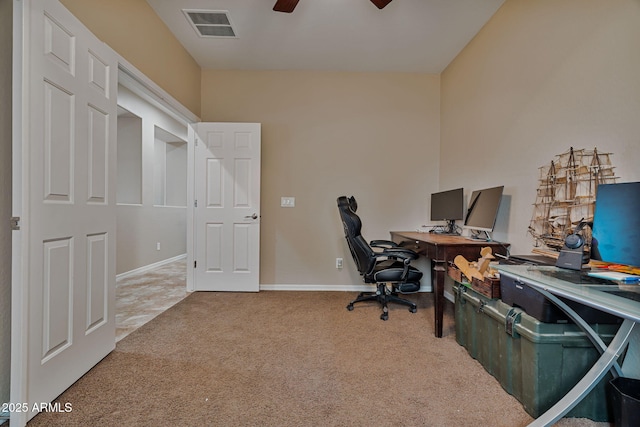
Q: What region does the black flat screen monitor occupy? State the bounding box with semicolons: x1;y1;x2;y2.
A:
463;185;504;232
591;181;640;268
430;188;464;222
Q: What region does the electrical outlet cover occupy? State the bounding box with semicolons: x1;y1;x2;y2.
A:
281;197;295;207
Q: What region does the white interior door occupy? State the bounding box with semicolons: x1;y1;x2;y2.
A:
191;123;261;292
12;0;117;423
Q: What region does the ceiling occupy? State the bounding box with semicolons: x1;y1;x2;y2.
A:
146;0;505;74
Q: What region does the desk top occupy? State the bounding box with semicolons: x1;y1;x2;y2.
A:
496;264;640;323
391;231;508;247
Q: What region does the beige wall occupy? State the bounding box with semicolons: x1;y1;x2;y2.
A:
60;0;201;117
0;0;11;410
61;0;640;282
202;70;441;286
441;0;640;255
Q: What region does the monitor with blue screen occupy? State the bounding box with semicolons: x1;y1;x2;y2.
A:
591;181;640;269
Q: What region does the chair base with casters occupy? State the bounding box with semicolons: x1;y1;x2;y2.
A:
346;282;419;321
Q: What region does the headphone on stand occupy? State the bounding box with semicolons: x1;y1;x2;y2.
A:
556;219;592;269
564;220;589;249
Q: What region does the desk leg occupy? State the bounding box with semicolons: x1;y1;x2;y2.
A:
432;260;446;338
622;325;640;378
528;319;635;427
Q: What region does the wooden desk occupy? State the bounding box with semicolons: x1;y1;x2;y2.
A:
390;231;510;338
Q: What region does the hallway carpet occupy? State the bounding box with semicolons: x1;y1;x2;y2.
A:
28;291;609;426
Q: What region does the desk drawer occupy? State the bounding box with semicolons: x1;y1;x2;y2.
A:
395;239;429;255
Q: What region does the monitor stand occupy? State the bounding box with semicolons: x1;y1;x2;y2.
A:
428;220;460;235
466;229;492;242
444;220;458;235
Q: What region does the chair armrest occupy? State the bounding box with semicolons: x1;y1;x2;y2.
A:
380;247;419;261
381;249;418;281
370;239;399;248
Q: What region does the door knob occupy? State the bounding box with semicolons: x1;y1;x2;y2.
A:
245;213;258;220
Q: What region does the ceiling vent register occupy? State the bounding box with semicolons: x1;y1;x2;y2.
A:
183;10;236;38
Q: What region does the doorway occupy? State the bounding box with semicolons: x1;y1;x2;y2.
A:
115;85;189;339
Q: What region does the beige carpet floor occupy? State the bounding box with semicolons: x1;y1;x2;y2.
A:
28;291;612;426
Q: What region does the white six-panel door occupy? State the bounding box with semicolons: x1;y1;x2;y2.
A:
14;0;117;422
192;123;261;292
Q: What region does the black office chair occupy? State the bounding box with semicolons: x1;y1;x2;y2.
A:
337;196;422;320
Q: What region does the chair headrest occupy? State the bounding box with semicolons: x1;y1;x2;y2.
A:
337;195;362;238
348;196;357;212
337;196;358;212
337;196;350;208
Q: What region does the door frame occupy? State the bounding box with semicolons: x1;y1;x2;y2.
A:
10;2;200;425
10;4;27;426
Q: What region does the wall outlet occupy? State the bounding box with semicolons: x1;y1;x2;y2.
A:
336;257;343;269
281;196;295;207
156;242;161;251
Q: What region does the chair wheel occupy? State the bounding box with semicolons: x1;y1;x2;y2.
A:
346;304;354;311
410;307;417;313
380;312;388;321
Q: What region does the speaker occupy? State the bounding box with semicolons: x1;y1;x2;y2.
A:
556;221;590;270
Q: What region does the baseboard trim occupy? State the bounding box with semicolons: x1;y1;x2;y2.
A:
117;264;450;301
259;284;434;293
259;284;369;292
116;254;187;280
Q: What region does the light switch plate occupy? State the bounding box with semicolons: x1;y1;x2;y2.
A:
281;197;295;207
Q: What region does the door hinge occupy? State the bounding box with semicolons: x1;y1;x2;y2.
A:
194;260;197;268
10;217;20;230
195;137;199;146
194;199;198;208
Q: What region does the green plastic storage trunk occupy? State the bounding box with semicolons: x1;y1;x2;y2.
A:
453;283;620;421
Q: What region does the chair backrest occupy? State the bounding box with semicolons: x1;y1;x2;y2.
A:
337;196;360;271
337;196;377;276
337;196;361;236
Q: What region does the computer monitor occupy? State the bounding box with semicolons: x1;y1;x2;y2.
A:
429;188;464;234
463;185;504;240
591;181;640;268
